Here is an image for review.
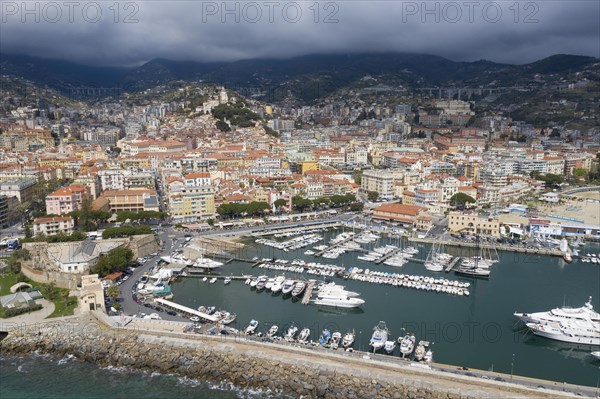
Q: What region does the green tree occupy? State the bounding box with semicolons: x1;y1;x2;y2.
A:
91;247;134;277
573;168;588;178
367;191;379;202
292;196;312;212
76;195;96;232
106;285;120;301
450;193;476;210
274;198;287;209
352;170;362;185
206;218;215;226
216;120;231;132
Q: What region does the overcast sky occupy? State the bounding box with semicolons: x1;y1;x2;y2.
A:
1;1;599;66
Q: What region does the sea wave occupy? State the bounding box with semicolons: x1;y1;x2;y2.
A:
57;354;76;365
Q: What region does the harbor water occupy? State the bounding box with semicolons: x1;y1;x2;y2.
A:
171;230;600;387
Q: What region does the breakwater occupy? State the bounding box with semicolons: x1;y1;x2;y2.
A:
0;315;586;399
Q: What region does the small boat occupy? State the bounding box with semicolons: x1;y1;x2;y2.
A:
198;306;215;314
256;276;268;291
202;277;208;282
369;321;389;351
281;280;295;295
298;327;310;343
563;252;573;263
209;277;217;284
291;281;306;297
304;250;315;255
249;278;258;288
330;331;342;349
398;334;416;357
384;340;396;354
424;348;433;363
284;324;298;341
245;319;259;335
342;330;355;348
319;329;332;346
224;277;232;285
591;351;600;360
267;325;279;337
414;340;429;361
219;312;237;325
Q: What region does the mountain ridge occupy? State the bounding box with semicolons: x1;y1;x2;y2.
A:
1;52;597;103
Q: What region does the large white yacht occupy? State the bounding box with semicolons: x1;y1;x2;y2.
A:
313;293;365;308
514;296;600;325
526;320;600;346
317;282;361;298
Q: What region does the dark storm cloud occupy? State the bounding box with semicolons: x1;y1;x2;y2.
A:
1;1;598;66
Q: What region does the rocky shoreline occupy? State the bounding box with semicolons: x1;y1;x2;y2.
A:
0;318;578;399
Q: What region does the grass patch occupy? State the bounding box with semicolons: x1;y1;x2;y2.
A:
0;272;78;318
49;296;78;318
0;272;20;296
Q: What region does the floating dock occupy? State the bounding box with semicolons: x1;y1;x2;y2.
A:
445;257;461;272
374;248;403;264
301;280;316;305
252;221;341;237
314;235;357;257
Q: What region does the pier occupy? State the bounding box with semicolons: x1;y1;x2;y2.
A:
252;221;340;237
374;247;403;264
445;257;461;272
408;237;564;257
182;272;253;281
301;280;316;304
154;298;218;322
314;235;357;257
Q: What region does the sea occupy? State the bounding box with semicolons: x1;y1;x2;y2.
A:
2;229;600;397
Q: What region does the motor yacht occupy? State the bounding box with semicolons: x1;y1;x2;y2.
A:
245;319;259;335
369;321;389;351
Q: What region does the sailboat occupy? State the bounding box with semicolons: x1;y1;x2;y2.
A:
424;242;445;272
455;234;491;278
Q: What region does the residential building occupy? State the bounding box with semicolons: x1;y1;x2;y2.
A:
0;178;37;203
361;170;395;200
45;185;90;215
33;216;75;236
100;189;159;213
448;211;500;237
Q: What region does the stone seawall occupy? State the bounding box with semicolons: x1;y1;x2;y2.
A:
0;318;580;399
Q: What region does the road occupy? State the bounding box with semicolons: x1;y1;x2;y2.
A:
117;226;186;321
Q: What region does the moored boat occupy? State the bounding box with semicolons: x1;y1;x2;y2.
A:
267;325;279;337
331;331;342;349
369;321;389;351
398;334;416;357
384;340;396;354
298;327;310;343
284;324;298;341
414;340;428;361
245;319;259;335
281;280;295;295
319;329;332;346
342;330;355;349
291;281;306;297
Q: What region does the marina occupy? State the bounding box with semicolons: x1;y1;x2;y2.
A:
165;229;600;387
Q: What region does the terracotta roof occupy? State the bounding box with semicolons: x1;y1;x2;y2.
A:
33;216;73;224
373;203;423;216
184;172;211;179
